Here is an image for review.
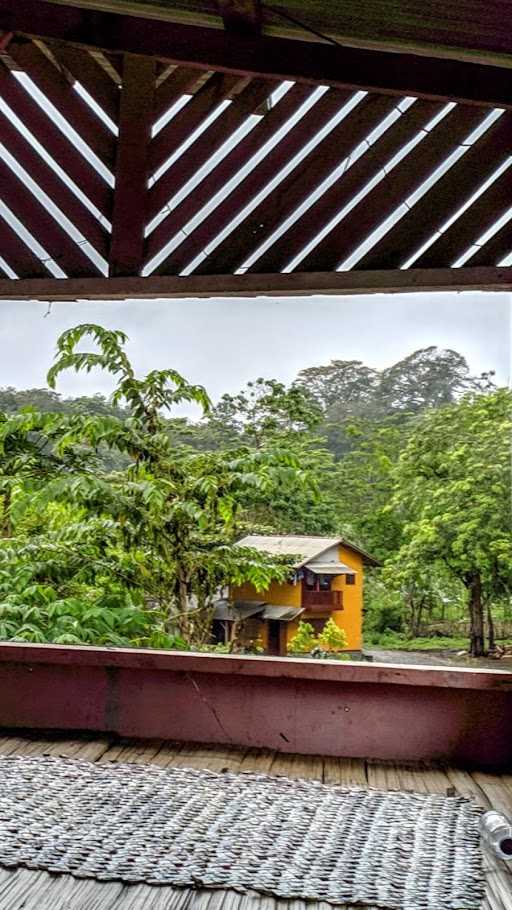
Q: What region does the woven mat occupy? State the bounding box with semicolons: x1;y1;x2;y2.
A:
0;755;484;910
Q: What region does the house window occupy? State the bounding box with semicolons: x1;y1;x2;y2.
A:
345;574;356;585
304;570;317;590
318;574;331;591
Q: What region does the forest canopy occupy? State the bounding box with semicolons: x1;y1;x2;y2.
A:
0;327;509;657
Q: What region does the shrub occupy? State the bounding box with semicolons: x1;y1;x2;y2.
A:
318;617;348;651
287;621;317;653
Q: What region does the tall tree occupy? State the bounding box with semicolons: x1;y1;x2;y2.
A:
390;389;512;656
378;347;494;415
45;325;304;641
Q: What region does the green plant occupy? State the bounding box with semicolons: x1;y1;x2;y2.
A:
317;617;348;651
288;619;348;656
287;621;317;653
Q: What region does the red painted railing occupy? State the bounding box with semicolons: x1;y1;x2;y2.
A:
302;589;343;610
0;643;511;768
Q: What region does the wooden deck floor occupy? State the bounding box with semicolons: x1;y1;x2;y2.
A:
0;732;510;910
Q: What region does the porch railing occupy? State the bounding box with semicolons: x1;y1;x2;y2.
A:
302;589;343;611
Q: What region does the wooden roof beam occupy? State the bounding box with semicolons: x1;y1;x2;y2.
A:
216;0;262;37
1;267;511;300
1;0;512;109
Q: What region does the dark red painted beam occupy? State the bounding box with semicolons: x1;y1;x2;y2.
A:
109;53;155;277
0;267;512;299
0;643;510;768
1;0;511;109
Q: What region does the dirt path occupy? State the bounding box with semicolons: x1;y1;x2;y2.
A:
366;647;512;670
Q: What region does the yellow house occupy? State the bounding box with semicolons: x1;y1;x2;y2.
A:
214;535;379;656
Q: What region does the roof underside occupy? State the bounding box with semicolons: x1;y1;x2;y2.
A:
0;1;511;299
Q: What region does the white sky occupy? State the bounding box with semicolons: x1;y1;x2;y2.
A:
0;291;510;415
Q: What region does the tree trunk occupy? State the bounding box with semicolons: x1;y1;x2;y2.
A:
487;600;495;653
465;572;485;657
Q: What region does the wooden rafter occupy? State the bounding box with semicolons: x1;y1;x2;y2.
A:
251;98;444;274
21;0;512;67
109;53;155;277
152;86;353;275
1;0;512;109
144;81;312;266
298;105;485;273
216;0;262;36
357;114;512;270
1;267;511;301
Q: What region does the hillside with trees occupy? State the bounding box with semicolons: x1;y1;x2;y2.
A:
0;328;509;657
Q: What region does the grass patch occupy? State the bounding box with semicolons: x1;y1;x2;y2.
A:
364;631;512;651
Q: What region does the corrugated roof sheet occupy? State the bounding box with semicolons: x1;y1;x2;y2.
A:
307;562;356;575
261;605;304;621
237;535;380;567
237;535;341;566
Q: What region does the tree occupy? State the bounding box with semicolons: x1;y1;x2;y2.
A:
44;325;304;642
378;347;494;415
390;389;512;656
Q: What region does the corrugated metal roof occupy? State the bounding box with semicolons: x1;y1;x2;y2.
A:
237;535;380;567
307;562;356;575
236;535;342;566
213;600;265;621
262;606;304;622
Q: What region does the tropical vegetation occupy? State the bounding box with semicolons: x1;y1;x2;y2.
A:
0;328;510;657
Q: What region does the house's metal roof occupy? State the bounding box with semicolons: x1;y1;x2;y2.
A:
237;535;342;566
213;600;304;622
237;535;380;567
261;605;304;622
307;562;356;575
213;600;266;621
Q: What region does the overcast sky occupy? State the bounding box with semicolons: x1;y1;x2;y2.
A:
1;291;510;414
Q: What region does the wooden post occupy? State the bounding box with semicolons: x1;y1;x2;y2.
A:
109;53;156;277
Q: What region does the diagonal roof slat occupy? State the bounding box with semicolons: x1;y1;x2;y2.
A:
0;115;110;261
0;65;112;219
145;82;313;271
298;104;485;272
7;40;116;168
153;65;208;123
0;157;103;277
355;112;512;269
210;93;401;275
467;223;512;268
148;77;278;223
0;218;51;278
149;71;244;176
413;166;512;268
161;86;354;276
48;42;121;125
250;99;445;273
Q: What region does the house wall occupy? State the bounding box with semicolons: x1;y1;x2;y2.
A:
231;545;365;653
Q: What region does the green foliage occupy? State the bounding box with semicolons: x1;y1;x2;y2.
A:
287;622;318;654
0;338;504;657
389;389;512;655
317;618;348;651
288;619;348;655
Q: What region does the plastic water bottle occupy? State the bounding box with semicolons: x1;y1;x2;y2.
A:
480;810;512;861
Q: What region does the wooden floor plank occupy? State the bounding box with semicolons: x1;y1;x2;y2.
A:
0;733;508;910
270;752;323;781
239;748;275;774
323;757;367;788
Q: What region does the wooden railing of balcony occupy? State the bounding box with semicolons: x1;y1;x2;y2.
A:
302;589;343;611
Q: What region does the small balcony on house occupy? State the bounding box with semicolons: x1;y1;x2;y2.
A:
301;588;343;611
